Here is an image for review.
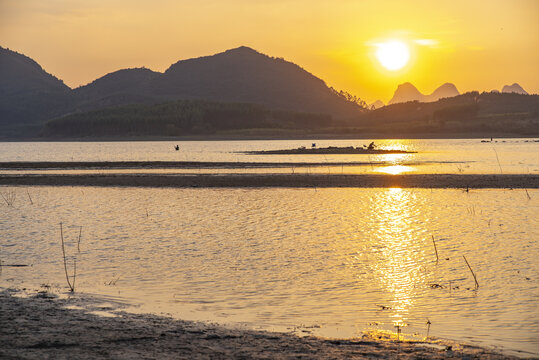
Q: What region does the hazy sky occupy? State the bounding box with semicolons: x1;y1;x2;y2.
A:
1;0;538;102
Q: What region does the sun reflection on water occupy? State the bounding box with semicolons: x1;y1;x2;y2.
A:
375;165;416;175
370;188;428;329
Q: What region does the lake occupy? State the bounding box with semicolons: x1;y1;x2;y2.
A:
1;138;538;174
0;139;538;357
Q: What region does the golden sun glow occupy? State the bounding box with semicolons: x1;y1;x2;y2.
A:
375;40;410;71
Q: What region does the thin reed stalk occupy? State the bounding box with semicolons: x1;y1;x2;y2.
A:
432;235;439;264
60;222;75;292
77;226;82;253
463;255;479;289
492;148;503;174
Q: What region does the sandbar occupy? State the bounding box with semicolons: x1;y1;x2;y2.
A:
0;173;538;189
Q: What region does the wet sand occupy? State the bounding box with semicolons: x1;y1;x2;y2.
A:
0;173;538;189
0;289;517;359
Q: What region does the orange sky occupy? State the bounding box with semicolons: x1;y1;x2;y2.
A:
1;0;538;103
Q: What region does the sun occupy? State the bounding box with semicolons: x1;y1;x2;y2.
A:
375;40;410;71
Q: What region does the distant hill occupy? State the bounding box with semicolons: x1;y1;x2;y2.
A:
388;82;460;104
146;47;362;118
0;47;69;95
0;46;72;135
356;91;539;136
1;46;365;137
369;100;385;109
502;83;528;95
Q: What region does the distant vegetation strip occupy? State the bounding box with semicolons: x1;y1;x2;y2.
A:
1;173;537;189
42;100;335;138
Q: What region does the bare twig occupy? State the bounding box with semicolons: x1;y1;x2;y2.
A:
77;226;82;253
26;190;33;205
432;235;439;264
60;222;74;292
492;148;503;174
463;255;479;289
73;259;77;290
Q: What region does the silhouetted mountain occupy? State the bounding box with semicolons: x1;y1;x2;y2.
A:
369;100;385;109
72;46;365;119
388;82;460;104
430;83;460;101
0;46;71;134
502;83;528;95
74;68;159;99
71;68;161;112
0;47;69;95
388;82;424;104
146;46;362;118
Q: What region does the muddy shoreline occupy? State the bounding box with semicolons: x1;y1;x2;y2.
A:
0;289;518;359
0;173;538;189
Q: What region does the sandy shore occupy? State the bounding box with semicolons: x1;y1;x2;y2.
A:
0;288;518;360
0;173;538;189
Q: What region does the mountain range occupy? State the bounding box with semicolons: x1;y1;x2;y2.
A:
0;45;537;138
0;46;363;137
388;82;460;105
387;82;530;105
501;83;528;95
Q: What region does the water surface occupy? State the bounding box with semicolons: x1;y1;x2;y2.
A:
1;139;538;174
1;186;537;357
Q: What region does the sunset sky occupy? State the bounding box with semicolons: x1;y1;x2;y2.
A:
1;0;538;103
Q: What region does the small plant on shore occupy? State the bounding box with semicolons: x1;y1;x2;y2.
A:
426;319;431;339
1;190;16;206
60;223;82;292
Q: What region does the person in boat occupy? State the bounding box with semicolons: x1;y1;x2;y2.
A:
367;141;376;150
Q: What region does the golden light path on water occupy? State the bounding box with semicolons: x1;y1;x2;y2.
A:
371;188;425;332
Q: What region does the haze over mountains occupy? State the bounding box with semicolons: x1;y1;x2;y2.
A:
0;45;537;138
502;83;528;95
388;82;530;105
388;82;460;105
